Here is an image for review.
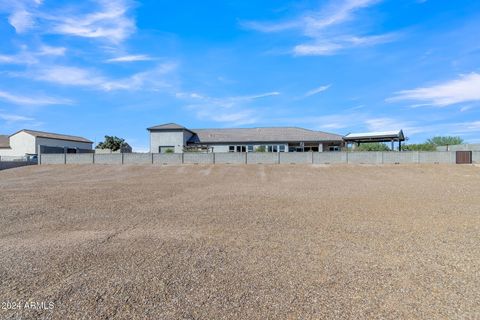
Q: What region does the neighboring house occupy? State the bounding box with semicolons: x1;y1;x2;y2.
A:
148;123;344;153
0;129;93;158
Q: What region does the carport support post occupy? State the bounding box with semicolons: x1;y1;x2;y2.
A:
121;153;124;165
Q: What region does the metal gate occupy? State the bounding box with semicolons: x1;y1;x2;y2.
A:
456;151;472;164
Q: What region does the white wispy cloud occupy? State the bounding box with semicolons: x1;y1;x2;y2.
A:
2;0;135;43
177;91;280;125
0;45;67;65
244;0;395;56
305;84;331;97
14;62;178;91
0;90;72;106
388;73;480;107
37;45;66;56
1;0;43;33
48;0;135;43
8;9;34;33
105;54;154;63
364;117;424;134
0;113;34;122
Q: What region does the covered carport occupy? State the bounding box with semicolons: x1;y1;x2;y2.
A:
343;130;405;151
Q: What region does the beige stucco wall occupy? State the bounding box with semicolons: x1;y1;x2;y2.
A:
0;132;92;157
150;130;190;153
0;131;36;157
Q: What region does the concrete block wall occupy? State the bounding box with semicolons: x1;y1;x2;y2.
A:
38;151;470;166
383;152;419;164
419;152;455;164
123;153;152;165
0;161;33;170
94;154;123;165
437;144;480;151
313;152;347;164
347;152;383;164
66;154;94;164
41;154;65;164
153;154;183;165
279;152;312;164
183;153;214;164
246;153;279;164
215;153;247;164
471;151;480;164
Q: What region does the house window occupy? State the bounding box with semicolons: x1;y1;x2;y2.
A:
236;146;246;152
329;146;340;152
279;145;285;152
247;145;254;152
229;146;235;152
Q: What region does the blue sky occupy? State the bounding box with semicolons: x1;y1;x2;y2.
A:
1;0;480;150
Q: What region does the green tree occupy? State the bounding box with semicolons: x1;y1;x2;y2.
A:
255;146;266;152
356;143;391;151
426;136;464;146
96;136;130;152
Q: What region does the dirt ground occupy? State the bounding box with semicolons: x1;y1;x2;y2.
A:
0;164;479;319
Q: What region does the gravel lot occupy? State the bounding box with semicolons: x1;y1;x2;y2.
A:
0;164;479;319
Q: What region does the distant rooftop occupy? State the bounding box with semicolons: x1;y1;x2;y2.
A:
147;123;191;131
191;127;343;143
14;129;93;143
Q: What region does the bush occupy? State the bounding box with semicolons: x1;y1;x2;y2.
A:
402;143;436;151
356;143;390;151
426;136;464;146
96;136;130;152
255;146;266;152
165;148;174;154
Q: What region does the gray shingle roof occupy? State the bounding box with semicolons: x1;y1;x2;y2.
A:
0;135;10;148
147;123;189;130
190;127;343;143
17;129;93;143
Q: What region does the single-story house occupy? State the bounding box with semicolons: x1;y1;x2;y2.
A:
0;129;93;158
148;123;344;153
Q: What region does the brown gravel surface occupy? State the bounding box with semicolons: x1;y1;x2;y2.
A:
0;164;479;319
